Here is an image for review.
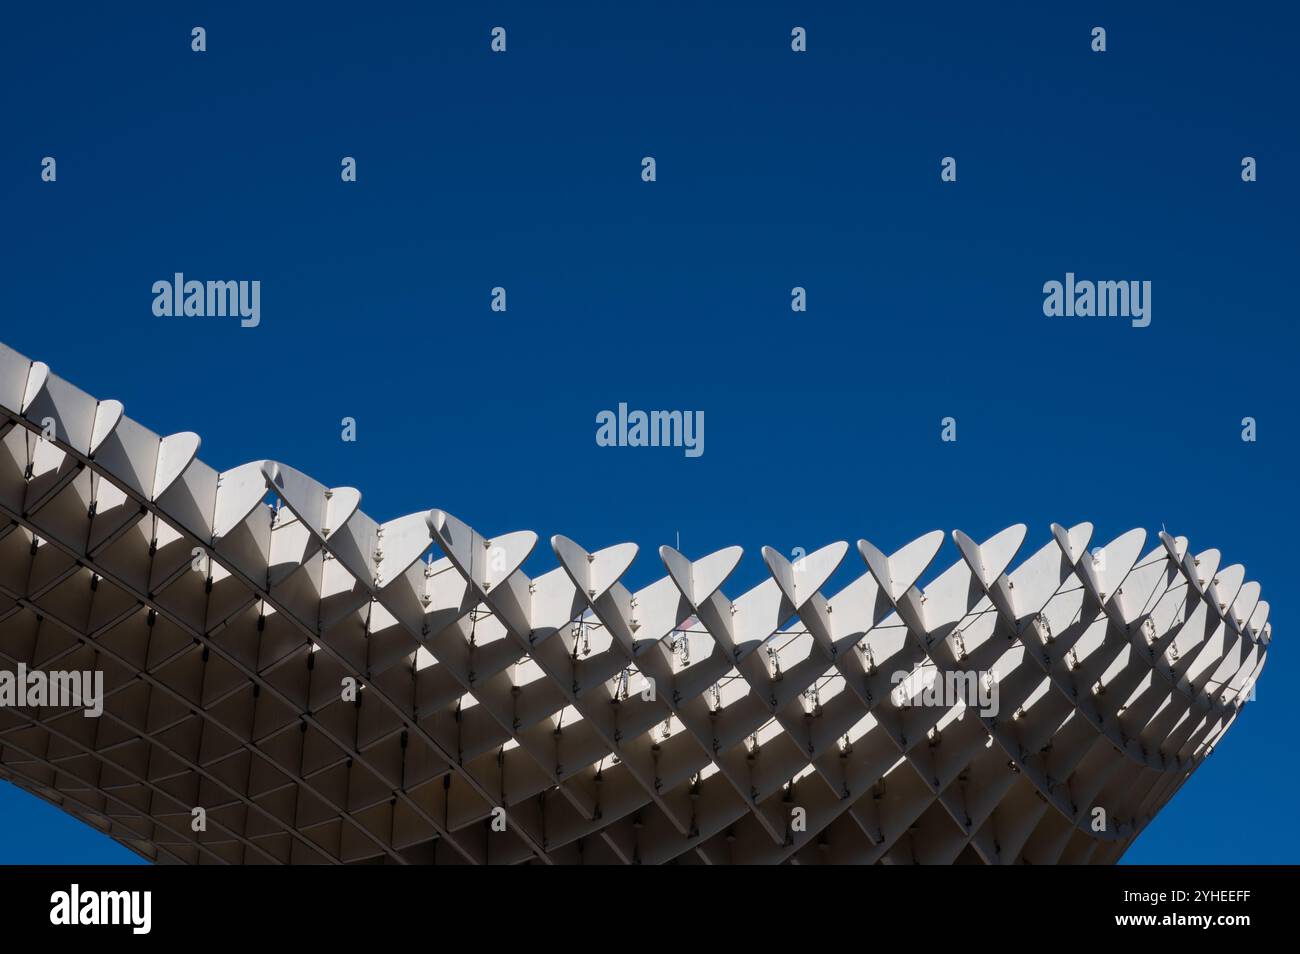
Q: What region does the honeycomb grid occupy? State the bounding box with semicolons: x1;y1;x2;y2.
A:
0;341;1270;864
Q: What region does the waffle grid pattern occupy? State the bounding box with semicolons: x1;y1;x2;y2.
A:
0;342;1270;864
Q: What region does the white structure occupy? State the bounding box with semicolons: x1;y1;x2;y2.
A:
0;342;1270;864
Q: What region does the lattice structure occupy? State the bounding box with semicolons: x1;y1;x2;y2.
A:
0;341;1270;864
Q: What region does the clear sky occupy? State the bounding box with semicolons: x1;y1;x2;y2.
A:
1;1;1295;864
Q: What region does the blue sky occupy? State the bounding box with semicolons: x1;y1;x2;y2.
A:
1;1;1295;863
